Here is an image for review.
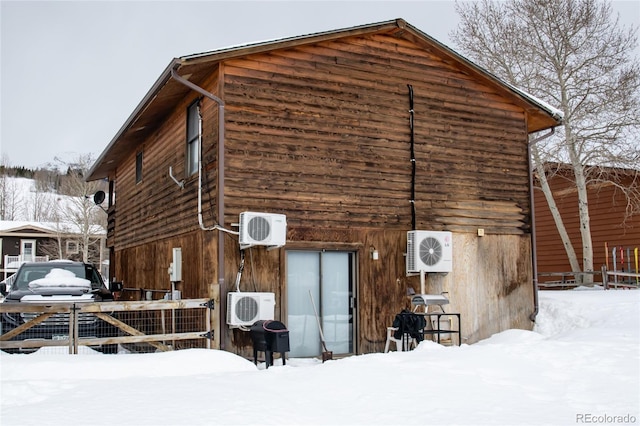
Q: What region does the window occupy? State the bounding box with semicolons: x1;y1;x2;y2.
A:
187;100;200;176
66;240;79;255
136;151;143;183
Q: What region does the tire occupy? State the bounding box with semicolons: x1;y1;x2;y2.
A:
121;342;157;353
99;344;119;354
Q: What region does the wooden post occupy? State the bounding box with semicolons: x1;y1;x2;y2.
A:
210;283;220;349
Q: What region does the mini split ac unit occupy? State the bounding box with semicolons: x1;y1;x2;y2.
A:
406;230;453;274
239;212;287;249
227;292;276;327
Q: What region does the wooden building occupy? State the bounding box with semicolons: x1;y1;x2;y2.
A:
87;19;562;357
0;221;106;281
534;165;639;283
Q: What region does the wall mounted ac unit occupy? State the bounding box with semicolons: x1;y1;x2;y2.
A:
406;230;453;274
226;292;276;327
239;212;287;249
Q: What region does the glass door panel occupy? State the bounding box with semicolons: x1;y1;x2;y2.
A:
287;252;320;357
321;252;351;354
287;250;355;357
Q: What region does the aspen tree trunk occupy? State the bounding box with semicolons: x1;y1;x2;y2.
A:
452;0;640;287
533;147;582;278
574;170;594;284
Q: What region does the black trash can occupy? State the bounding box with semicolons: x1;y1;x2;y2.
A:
250;320;290;368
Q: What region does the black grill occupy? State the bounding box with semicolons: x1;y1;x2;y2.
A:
250;320;290;368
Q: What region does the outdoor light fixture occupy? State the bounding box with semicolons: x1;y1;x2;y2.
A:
370;247;379;260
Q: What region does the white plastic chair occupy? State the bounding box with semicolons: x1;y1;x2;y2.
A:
384;327;417;352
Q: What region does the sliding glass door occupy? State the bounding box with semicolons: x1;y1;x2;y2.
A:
286;250;355;357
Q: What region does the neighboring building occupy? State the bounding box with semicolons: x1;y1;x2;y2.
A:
0;221;107;281
87;19;562;357
534;165;639;284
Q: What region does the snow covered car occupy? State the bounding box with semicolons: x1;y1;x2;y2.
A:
0;260;120;354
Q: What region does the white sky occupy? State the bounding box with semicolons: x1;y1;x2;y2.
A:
1;0;639;170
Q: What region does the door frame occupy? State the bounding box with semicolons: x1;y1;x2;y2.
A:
283;245;360;356
20;239;37;262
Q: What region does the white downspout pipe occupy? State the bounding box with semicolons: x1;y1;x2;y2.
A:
170;67;230;349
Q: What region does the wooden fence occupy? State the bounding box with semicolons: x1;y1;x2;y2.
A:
0;298;214;354
538;267;639;289
602;267;640;289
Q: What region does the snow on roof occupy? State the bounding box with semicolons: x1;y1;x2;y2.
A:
509;85;564;121
0;220;105;235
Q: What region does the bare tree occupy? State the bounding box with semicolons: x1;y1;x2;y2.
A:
37;200;67;261
452;0;640;283
25;167;65;222
0;155;8;220
0;156;24;221
26;173;54;221
2;178;24;221
52;154;107;264
37;232;64;261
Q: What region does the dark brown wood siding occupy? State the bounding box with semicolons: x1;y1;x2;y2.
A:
219;34;530;233
107;31;539;355
111;69;222;251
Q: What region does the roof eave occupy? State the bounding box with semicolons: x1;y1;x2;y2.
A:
86;58;181;181
86;20;407;182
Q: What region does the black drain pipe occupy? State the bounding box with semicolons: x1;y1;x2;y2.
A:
408;85;416;230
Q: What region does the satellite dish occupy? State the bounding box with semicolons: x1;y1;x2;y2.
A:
93;191;106;205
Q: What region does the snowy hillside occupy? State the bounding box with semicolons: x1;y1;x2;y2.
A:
0;176;104;234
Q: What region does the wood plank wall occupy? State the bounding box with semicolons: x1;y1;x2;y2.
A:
110;31;537;353
221;34;530;233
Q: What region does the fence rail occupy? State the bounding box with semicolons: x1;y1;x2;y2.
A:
2;255;50;281
538;268;639;289
602;267;640;289
0;298;214;354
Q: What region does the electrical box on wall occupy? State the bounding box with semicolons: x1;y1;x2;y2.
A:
169;248;182;282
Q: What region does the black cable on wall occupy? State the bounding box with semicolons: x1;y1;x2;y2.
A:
408;84;416;230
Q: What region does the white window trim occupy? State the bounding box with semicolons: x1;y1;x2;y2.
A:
21;239;36;262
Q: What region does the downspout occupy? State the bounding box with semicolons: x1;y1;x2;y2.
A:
170;67;228;349
527;127;555;322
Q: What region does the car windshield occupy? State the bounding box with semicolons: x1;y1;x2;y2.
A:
14;264;103;291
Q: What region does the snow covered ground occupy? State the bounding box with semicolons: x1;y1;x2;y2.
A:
1;288;638;426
